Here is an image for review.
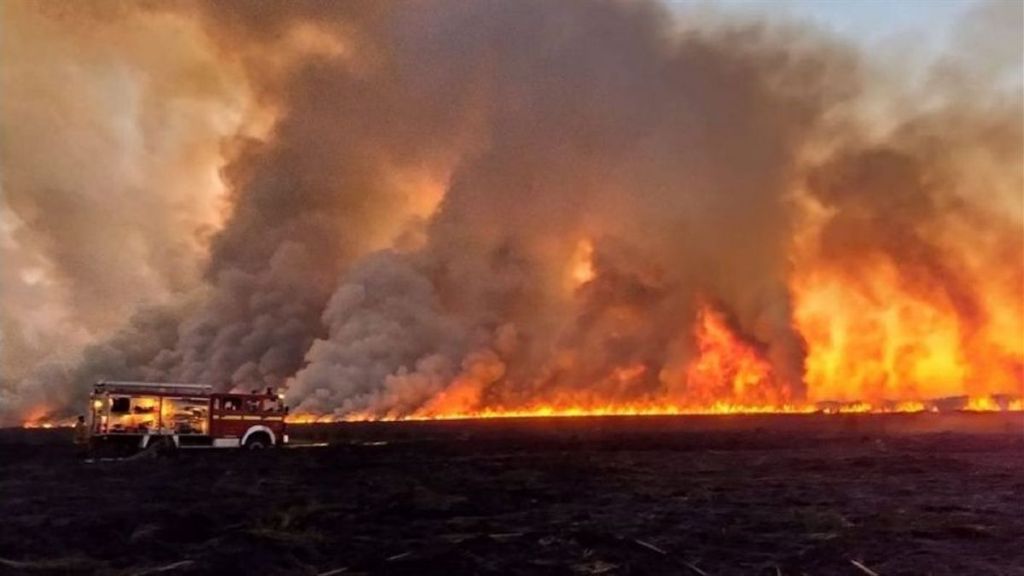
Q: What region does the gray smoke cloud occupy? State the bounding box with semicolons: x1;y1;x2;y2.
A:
279;0;855;417
1;0;1020;425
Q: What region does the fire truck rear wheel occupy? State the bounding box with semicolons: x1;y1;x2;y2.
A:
245;434;271;450
148;436;177;457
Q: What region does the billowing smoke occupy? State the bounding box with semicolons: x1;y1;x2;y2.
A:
1;0;1020;425
0;1;251;421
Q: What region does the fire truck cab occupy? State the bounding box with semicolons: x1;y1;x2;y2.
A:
89;380;288;453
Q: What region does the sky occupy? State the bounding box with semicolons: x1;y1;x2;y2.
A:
674;0;977;51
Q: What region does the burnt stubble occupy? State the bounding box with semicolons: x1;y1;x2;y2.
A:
1;413;1022;576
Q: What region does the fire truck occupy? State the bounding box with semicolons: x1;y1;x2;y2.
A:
89;380;288;453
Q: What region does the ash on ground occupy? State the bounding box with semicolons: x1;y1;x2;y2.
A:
1;413;1022;576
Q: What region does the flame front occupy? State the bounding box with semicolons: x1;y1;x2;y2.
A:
282;232;1022;423
682;306;788;407
285;297;1022;424
794;263;1023;404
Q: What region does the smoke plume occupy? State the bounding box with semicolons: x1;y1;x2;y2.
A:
1;0;1020;425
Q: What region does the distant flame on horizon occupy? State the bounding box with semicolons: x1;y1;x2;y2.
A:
21;395;1021;429
284;396;1020;424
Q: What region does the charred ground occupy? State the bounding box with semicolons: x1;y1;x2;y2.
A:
1;414;1022;576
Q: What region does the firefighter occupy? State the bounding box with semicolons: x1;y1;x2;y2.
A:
73;415;90;458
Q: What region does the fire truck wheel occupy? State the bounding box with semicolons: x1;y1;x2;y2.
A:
244;434;270;450
140;436;176;458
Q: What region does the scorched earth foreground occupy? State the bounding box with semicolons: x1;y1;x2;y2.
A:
1;414;1023;576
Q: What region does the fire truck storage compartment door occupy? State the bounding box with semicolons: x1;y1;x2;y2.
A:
163;397;210;435
110;397;131;414
109;396;159;433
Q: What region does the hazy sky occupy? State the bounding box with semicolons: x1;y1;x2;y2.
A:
675;0;976;51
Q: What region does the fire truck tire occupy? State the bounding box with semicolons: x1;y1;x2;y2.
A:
152;436;177;457
244;433;271;450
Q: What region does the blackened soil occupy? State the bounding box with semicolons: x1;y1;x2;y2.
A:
1;414;1022;576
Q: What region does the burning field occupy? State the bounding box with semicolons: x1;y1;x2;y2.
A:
1;0;1022;425
0;1;1023;572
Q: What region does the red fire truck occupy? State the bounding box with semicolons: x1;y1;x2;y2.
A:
89;380;289;453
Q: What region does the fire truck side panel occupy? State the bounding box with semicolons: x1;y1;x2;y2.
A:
88;382;287;452
209;393;286;446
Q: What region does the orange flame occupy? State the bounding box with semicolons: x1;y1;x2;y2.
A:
21;259;1023;427
682;305;787;407
281;302;1021;423
286;396;1022;424
793;260;1023;405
